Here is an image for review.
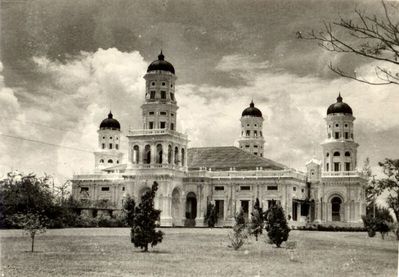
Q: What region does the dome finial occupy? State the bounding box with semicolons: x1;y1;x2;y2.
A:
108;111;113;119
337;92;343;102
250;99;254;107
158;50;164;61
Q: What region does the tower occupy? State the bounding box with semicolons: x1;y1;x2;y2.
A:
94;111;124;171
127;51;188;170
238;101;265;157
321;93;358;173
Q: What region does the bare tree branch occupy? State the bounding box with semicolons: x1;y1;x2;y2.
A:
299;0;399;86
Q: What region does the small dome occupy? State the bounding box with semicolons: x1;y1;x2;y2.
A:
147;51;175;74
242;101;262;117
327;93;353;115
100;111;120;130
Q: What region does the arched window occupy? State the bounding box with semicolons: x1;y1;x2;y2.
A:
333;151;340;156
326;152;330;157
144;145;151;164
345;151;351;157
174;146;179;165
168;145;172;164
117;160;119;164
133;145;139;164
108;159;113;164
181;148;185;166
156;144;163;164
100;159;104;163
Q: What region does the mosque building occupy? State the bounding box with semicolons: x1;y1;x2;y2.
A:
71;52;367;227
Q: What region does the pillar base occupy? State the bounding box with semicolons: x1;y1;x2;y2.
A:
160;216;173;227
195;217;206;227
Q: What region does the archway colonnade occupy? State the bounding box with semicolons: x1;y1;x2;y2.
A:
129;143;187;167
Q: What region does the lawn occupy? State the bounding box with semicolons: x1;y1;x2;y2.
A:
0;228;397;276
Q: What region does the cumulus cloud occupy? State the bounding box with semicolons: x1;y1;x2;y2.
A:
1;48;398;183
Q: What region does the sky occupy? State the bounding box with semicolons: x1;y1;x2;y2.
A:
1;0;399;184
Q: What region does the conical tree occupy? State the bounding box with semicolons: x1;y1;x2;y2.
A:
130;182;164;252
248;198;264;241
228;208;247;250
265;200;290;248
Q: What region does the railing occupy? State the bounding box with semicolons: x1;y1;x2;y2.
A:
72;173;124;180
322;171;365;177
188;169;307;181
127;163;187;171
128;129;188;140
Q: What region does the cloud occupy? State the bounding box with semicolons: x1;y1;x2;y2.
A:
1;48;398;184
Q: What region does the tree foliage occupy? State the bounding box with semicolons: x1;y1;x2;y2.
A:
375;159;399;240
265;201;290;248
0;172;55;228
362;207;393;239
248;198;264;241
204;202;218;228
300;1;399;86
130;182;163;252
228;208;247;250
122;195;136;226
11;212;48;252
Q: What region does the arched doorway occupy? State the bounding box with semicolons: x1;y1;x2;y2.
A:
331;196;342;221
171;187;182;226
185;192;197;227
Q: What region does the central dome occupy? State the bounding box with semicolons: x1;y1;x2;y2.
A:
327;93;353;115
147;51;175;74
100;112;120;130
242;101;262;117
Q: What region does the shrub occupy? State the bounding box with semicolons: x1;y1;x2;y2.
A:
130;182;163;252
265;202;290;248
248;198;264;241
228;209;247;250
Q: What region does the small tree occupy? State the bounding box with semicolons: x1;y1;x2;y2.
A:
130;182;163;252
228;208;247;250
363;207;394;239
265;201;290;248
374;159;399;240
248;198;264;241
204;202;218;228
11;213;47;252
123;195;136;226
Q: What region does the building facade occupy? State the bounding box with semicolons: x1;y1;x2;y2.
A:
71;53;367;227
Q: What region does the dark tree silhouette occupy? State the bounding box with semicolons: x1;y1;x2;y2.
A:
130;182;163;252
248;198;264;241
265;200;290;248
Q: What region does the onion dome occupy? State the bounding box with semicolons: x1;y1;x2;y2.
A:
242;101;263;117
100;111;120;130
327;93;353;115
147;51;175;74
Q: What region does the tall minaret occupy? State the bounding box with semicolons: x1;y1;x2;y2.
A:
142;51;178;131
238;101;265;157
94;111;124;171
321;93;358;172
127;51;188;170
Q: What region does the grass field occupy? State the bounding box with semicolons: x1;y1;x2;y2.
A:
0;228;397;277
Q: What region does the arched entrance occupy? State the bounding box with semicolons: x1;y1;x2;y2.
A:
331;196;342;221
185;192;197;227
171;187;182;226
